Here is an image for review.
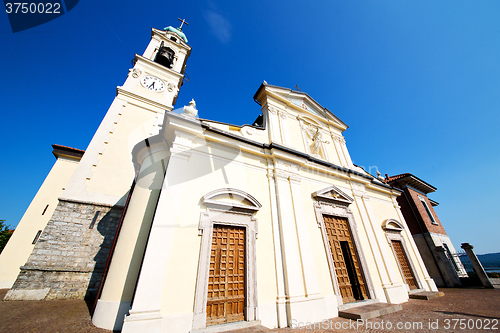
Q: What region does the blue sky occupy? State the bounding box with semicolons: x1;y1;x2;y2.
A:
1;0;499;254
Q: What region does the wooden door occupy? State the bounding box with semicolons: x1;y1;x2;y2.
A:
323;215;367;303
392;240;417;290
206;225;246;326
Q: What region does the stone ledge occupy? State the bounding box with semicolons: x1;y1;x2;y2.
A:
490;278;500;289
409;291;445;300
4;288;50;301
20;266;103;273
190;320;262;333
338;303;402;320
338;298;379;311
57;197;125;209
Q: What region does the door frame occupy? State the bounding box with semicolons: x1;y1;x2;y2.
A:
192;189;260;331
312;186;375;306
383;219;422;291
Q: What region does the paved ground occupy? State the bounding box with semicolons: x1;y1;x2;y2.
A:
271;288;500;333
1;288;499;332
0;289;107;333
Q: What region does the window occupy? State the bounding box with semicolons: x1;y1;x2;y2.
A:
32;230;42;244
419;196;437;225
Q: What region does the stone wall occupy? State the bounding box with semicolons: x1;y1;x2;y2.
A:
5;199;123;301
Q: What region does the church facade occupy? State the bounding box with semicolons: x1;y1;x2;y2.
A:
1;25;438;332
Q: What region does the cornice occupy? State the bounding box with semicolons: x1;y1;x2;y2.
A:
265;90;347;131
166;112;397;196
116;87;172;111
134;54;184;80
151;28;191;52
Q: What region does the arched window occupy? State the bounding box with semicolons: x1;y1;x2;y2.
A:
154;45;175;69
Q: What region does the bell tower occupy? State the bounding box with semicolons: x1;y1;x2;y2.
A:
122;20;191;109
61;23;192;206
2;22;193;316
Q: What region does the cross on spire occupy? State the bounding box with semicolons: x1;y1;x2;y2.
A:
178;18;189;30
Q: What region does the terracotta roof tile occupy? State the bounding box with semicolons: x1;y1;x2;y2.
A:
51;144;85;154
383;173;411;183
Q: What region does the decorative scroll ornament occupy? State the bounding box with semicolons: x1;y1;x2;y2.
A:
268;106;278;115
129;68;141;78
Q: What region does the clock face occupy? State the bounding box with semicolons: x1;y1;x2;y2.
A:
141;75;165;92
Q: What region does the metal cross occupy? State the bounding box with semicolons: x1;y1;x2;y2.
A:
294;84;301;91
178;18;189;29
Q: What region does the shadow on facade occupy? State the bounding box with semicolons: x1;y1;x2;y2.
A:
84;203;125;313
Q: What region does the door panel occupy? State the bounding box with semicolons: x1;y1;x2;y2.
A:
207;225;245;326
392;240;417;290
323;215;367;303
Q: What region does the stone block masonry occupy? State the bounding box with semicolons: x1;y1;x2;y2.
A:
5;199;123;301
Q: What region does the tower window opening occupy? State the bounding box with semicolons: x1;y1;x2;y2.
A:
155;46;175;69
170;37;177;42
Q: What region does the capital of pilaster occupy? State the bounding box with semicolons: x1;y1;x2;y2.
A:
288;175;301;185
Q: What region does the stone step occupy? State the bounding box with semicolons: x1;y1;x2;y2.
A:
409;291;445;300
227;325;270;333
191;321;265;333
338;302;402;320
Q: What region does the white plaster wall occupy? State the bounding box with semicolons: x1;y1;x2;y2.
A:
0;156;79;288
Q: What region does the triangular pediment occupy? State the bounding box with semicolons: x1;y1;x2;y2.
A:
312;185;353;205
202;188;262;212
256;84;348;131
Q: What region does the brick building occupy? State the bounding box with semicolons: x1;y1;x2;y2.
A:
384;173;467;287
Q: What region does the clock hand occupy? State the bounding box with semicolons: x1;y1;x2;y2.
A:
148;82;155;89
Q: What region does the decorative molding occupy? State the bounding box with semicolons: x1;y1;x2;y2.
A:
278;110;288;119
129;68;141;78
312;185;353;206
382;219;404;232
116;87;171;111
202;188;262;212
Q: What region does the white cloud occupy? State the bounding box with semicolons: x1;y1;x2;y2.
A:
205;10;232;44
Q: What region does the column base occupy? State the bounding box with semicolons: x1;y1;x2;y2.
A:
382;284;408;304
122;309;163;333
286;295;337;326
425;277;438;291
92;299;130;331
